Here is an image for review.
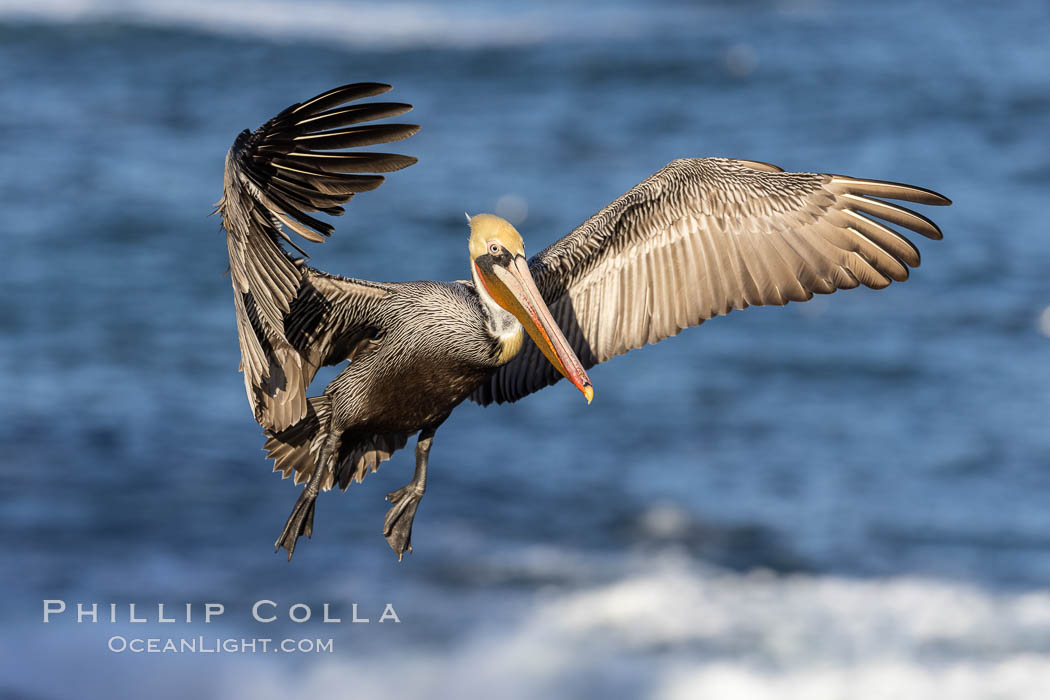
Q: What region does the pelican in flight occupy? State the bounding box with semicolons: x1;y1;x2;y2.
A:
218;83;950;560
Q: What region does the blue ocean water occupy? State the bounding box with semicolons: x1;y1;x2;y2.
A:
1;1;1049;697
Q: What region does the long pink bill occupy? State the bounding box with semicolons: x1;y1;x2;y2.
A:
490;255;594;403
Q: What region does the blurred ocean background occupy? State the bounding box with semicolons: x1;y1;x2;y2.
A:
2;0;1049;697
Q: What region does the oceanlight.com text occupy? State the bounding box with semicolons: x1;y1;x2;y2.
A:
107;636;334;654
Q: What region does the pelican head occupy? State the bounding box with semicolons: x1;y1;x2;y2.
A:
468;214;593;403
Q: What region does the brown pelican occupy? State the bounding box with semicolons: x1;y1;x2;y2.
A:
218;83;950;561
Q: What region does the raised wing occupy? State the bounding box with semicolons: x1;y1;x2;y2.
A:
219;83;418;430
473;157;950;405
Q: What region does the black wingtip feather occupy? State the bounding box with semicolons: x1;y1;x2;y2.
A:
279;152;417;175
291;83;393;117
832;175;952;207
293;123;420;150
229;82;416;246
296;102;414;131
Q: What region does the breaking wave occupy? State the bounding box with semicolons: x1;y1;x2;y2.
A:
6;552;1050;700
0;0;691;49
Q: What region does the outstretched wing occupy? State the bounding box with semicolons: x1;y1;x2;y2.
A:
473;157;950;405
219;83;418;430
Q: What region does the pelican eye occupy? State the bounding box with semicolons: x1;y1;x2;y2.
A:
488;242;501;256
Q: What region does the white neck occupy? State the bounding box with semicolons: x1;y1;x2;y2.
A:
471;262;521;341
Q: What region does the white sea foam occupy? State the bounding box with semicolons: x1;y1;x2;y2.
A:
6;553;1050;699
0;0;675;49
218;557;1050;699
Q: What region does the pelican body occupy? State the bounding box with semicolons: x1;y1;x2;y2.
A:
218;83;950;560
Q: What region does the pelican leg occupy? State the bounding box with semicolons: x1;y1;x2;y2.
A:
275;430;337;561
384;426;437;561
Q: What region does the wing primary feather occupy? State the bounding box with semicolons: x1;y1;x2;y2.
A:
816;214;908;282
292;124;420;149
290;83;393;116
279;152;418;175
270;175;353;209
274;212;328;243
265;178;323;213
829;176;952;206
840;193;943;240
272;161;386;191
846;227;909;282
260;189;334;237
296;102;414;130
840;209;922;267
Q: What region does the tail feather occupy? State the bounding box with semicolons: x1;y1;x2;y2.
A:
263;397;412;491
333;432;413;490
263;396;331;485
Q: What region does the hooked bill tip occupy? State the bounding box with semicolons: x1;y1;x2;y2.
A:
583;384;594;404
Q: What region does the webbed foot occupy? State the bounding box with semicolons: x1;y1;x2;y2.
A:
384;485;423;561
275;490;316;561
